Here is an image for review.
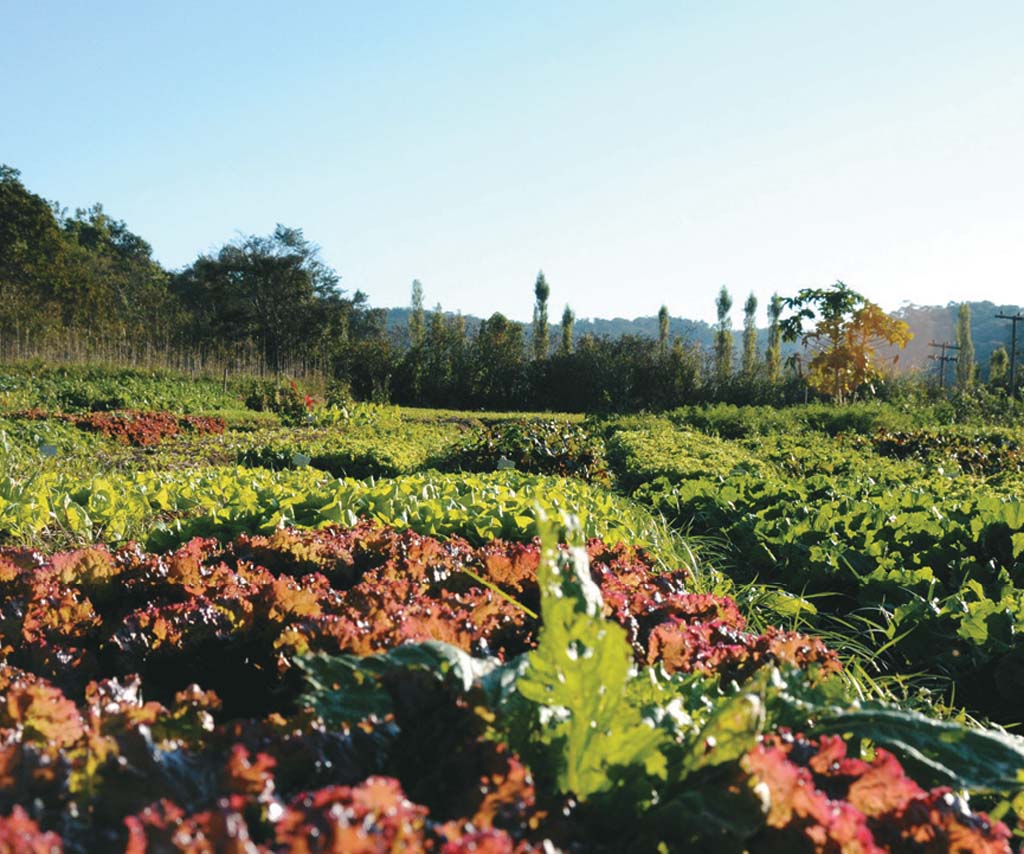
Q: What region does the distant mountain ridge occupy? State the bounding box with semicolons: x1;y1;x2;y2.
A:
385;301;1024;379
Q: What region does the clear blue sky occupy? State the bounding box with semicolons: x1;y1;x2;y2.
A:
3;1;1022;325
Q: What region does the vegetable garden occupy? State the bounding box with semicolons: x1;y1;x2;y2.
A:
2;366;1024;852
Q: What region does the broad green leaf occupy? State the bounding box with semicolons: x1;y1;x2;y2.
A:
816;708;1024;794
297;641;503;724
514;513;667;800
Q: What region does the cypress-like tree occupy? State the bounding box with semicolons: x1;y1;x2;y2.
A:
741;292;758;378
560;304;575;355
955;303;976;388
409;279;425;348
658;305;669;356
428;302;445;345
766;293;782;383
532;271;550;359
990;345;1009;388
714;286;733;382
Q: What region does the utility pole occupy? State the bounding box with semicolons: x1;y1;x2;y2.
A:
996;313;1024;398
928;341;959;389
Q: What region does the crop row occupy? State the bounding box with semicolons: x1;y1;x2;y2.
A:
608;422;1024;722
0;521;1014;852
0;468;681;558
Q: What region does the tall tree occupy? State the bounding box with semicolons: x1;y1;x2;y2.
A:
408;279;426;348
560;304;575;355
990;345;1009;388
780;281;912;403
714;286;734;383
955;303;976;388
428;302;445;344
418;303;453;404
741;292;758;378
658;305;670;356
766;293;783;383
0;165;72;351
532;271;551;359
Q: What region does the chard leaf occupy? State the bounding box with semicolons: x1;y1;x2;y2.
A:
298;641;503;724
513;513;667;800
816;708;1024;794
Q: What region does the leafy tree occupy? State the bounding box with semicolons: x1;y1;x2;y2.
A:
471;313;527;407
173;225;346;372
59;204;177;346
990;345;1009;389
780;281;912;403
453;311;467;346
0;165;69;350
667;338;703;403
766;293;783;383
533;271;551;359
415;303;459;405
344;337;394;402
741;292;758;378
560;304;575;355
428;302;445;345
0;167;180;359
408;279;426;348
658;305;669;356
955;303;976;388
714;286;733;383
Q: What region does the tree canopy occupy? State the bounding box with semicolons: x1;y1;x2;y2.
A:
780;281;912;403
171;225;358;372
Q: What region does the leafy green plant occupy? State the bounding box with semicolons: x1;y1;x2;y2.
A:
244;379;312;425
446;419;612;485
298;516;1024;851
507;518;668;800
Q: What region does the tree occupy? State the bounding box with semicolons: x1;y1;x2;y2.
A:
560;304;575;355
780;281;912;403
658;305;670;356
408;279;425;348
955;303;976;388
714;286;733;383
532;271;550;360
173;224;346;372
990;345;1009;389
765;293;783;383
396;283;428;401
0;167;180;359
0;165;70;351
741;292;758;378
471;313;527;407
59;204;176;347
417;303;457;405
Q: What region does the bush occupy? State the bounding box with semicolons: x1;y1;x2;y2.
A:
244;380;312;425
444;420;611;486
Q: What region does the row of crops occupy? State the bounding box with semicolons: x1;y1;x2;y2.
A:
2;368;1024;851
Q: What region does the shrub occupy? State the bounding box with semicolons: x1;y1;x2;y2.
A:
444;420;611;486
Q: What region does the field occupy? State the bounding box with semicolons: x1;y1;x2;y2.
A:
2;365;1024;852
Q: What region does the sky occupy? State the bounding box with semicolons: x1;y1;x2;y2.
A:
3;1;1023;325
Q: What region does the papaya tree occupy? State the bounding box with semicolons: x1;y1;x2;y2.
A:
780;281;912;403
